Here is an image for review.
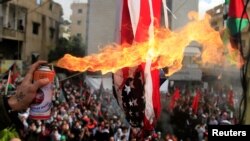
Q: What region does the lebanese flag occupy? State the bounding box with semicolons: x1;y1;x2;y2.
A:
113;0;163;130
192;89;201;114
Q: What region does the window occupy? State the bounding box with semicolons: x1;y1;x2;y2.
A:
36;0;42;5
211;21;217;27
32;22;40;35
78;9;82;13
77;20;81;25
18;19;24;31
49;27;55;39
216;8;221;14
49;2;53;11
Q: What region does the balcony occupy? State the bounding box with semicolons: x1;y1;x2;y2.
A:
1;27;24;41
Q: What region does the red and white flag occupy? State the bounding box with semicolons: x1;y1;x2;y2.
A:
113;0;166;130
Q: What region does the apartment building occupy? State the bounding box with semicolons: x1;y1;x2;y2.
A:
0;0;62;64
70;1;88;43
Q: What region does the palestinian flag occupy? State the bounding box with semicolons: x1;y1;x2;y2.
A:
226;0;249;47
226;0;249;35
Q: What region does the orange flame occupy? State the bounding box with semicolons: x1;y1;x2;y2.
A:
57;12;241;75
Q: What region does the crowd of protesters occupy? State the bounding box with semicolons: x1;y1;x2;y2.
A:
0;74;241;141
165;83;240;141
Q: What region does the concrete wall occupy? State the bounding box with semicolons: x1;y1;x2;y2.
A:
86;0;116;55
24;0;62;62
171;0;198;30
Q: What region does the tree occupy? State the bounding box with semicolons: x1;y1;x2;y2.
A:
68;35;85;57
48;36;86;62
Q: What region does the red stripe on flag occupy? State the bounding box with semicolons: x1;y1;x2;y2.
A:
228;0;248;19
121;0;134;44
134;0;151;42
151;0;162;121
121;0;134;90
152;0;162;28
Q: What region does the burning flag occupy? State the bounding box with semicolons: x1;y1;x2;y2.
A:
57;12;228;75
113;0;162;130
56;2;242;131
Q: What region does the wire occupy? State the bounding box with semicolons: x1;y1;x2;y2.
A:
237;0;250;124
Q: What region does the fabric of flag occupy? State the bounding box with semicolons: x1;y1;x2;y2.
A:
226;0;249;36
225;0;249;49
113;0;162;130
2;62;20;84
169;87;180;110
192;89;201;114
10;62;20;84
228;89;234;108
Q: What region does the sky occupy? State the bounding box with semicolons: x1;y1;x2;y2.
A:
54;0;225;21
53;0;87;21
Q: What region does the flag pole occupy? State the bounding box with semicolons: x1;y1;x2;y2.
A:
5;70;11;95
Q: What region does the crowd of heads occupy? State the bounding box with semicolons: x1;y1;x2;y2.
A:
0;75;241;141
165;83;240;141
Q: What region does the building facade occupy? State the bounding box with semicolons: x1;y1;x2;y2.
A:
0;0;62;64
70;1;88;43
86;0;116;55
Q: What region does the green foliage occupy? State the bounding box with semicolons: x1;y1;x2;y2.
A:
0;128;19;141
48;36;86;62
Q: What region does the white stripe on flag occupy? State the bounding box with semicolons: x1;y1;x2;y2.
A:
128;0;140;36
144;59;154;124
144;0;155;124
